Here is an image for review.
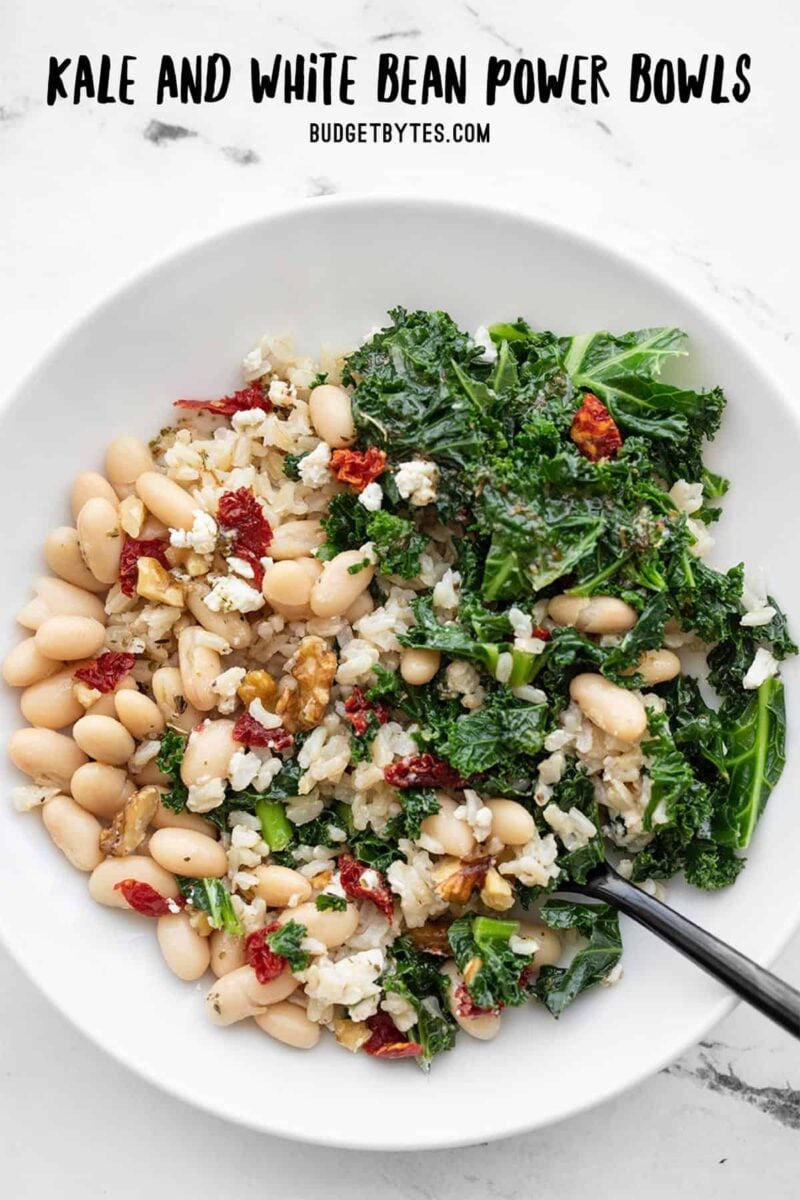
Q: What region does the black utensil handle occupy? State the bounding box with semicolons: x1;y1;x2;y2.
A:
584;867;800;1037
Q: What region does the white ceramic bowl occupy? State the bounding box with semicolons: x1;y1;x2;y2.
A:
1;198;798;1150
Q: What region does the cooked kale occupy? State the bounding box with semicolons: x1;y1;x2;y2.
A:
266;920;310;972
533;901;622;1016
155;729;188;813
176;876;243;935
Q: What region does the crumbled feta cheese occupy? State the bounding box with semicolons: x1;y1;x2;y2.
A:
226;555;256;580
242;346;271;381
455;789;493;842
129;739;161;771
187;777;227;813
169;510;218;556
741;566;777;627
231;408;268;434
394;459;439;507
743;646;779;690
205;575;265;614
543;802;598;851
473;325;498;363
380;992;418;1033
212;666;246;715
357;481;383;512
432;568;461;612
668;479;704;515
509;934;540;957
298;441;332;487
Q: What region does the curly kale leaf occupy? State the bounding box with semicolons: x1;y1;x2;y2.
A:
176;876;243;935
448;915;534;1009
399;595;537;686
444;695;548;776
319;493;426;579
533;901;622;1017
548;763;605;884
266;920;310;972
156;729;188;812
382;937;456;1068
387;789;440;840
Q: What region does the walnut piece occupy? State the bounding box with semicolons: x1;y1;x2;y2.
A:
407;919;452;956
435;855;491;905
275;636;337;732
479;866;515;912
99;785;160;857
332;1018;371;1053
237;669;278;709
136;557;185;608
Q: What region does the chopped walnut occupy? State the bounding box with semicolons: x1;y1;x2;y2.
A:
275;636;337;732
479;866;515;912
237;669;278;709
136;557;185;608
434;855;491;905
119;495;145;538
188;909;213;937
99;785;160;857
73;681;101;710
407;919;452;956
332;1018;371;1053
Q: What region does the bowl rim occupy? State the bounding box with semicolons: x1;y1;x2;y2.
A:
2;192;799;1150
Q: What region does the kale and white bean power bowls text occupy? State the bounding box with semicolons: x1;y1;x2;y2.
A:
5;309;794;1067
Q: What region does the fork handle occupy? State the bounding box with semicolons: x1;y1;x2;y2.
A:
578;866;800;1038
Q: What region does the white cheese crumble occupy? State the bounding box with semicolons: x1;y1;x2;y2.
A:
743;646;779;690
543;802;598;851
187;777;227;813
169;510;218;556
454;788;493;843
298;441;332;487
509;934;540;957
432;567;461;612
226;555;255;580
473;324;498;363
205;575;265;614
357;481;383;512
212;666;246;715
668;479;704;515
394;459;439;506
741;566;777;627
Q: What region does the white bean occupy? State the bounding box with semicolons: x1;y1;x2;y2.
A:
8;727;87;789
270;519;324;560
252;865;312;908
21;667;85;729
277;900;359;949
70;762;135;819
88;855;180;909
622;648;681;685
206;964;298;1026
569;673;647;743
548;594;638;635
151;666;202;733
209;929;246;978
152;798;217;837
41;793;104;871
517;921;562;968
136;471;199;531
254;1002;320;1049
420;795;475;858
441;960;501;1041
71;472;119;520
72;714;136;765
76;497;123;585
343;591;374;624
262;558;321;618
105;436;155;499
180;719;236;787
149;827;228;878
34;615;106;661
44;527;107;593
186;588;252;649
485;798;535;846
157;911;211;980
308;384;355;448
400;648;441;686
309;550;374;619
2;638;59;687
178;626;222;712
114;690;165;739
17;577;107;630
85;676;137;718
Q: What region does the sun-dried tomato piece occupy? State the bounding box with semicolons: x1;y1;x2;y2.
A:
329;448;387;493
454;981;502;1019
338;855;395;921
232;711;294;751
343;687;390;737
174;385;270;417
217;487;273;588
74;652;136;693
362;1012;422;1060
114;879;183;917
384;754;469;791
531;626;551;642
245;922;286;984
570;392;622;462
119;537;171;597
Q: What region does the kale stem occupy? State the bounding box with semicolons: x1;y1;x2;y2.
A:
256;800;293;851
567;553;631;597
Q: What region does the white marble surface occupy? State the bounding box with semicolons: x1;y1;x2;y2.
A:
2;0;800;1193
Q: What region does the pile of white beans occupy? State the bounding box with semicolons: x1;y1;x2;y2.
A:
3;371;680;1057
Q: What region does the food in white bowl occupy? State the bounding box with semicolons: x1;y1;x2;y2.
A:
5;303;794;1070
1;200;799;1148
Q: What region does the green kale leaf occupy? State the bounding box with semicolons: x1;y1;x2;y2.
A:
533;901;622;1016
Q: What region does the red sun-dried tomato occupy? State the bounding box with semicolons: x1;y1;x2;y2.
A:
454;982;502;1019
114;879;183;917
245;922;287;984
174;385;270;417
343;687;390;737
232;711;294;751
74;652;136;693
570;392;622;462
329;447;387;493
362;1012;422;1060
384;753;469;791
119;537;171;597
531;626;551;642
217;487;273;588
338;855;395;921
